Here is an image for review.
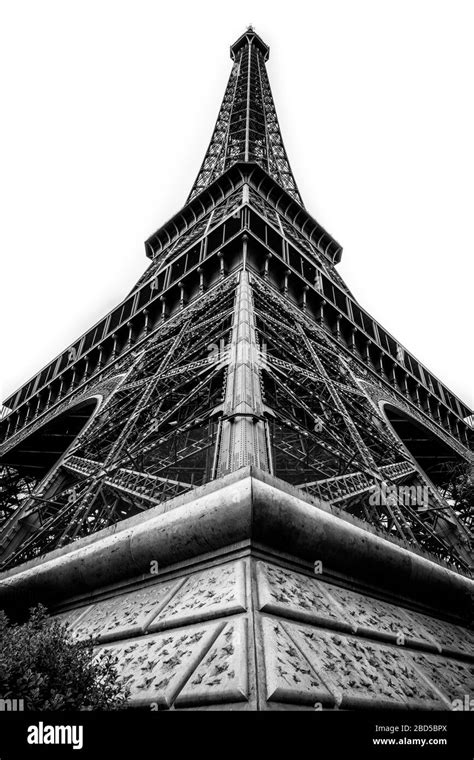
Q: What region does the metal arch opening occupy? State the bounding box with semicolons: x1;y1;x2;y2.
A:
0;398;100;479
0;398;101;561
382;402;466;487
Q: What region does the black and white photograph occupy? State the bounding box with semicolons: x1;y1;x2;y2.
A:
0;0;472;755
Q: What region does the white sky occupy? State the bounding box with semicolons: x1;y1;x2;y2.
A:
0;0;473;410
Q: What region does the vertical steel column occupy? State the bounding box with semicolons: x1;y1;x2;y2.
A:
216;269;271;476
244;39;251;162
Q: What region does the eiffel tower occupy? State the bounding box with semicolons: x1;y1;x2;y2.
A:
0;29;472;711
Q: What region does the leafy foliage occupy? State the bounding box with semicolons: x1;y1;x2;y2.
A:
0;605;129;710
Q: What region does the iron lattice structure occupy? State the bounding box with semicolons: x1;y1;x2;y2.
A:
187;29;302;205
0;29;473;574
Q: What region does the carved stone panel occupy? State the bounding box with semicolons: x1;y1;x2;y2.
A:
61;578;185;643
95;621;223;707
322;583;437;649
177;617;249;706
409;651;474;706
405;611;474;660
53;605;93;631
150;561;247;631
259;616;335;707
284;622;444;710
256;562;350;632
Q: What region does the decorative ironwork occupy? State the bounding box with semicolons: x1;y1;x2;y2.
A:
187;29;303;205
0;29;472;573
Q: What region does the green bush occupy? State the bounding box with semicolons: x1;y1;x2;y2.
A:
0;605;129;710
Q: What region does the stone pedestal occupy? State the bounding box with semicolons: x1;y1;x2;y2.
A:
0;467;472;710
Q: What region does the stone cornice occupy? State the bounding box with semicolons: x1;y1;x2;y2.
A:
0;467;472;623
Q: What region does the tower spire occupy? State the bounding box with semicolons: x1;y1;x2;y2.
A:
187;28;303;206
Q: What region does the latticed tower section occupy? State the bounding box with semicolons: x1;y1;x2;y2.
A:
188;28;302;204
0;28;472;576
